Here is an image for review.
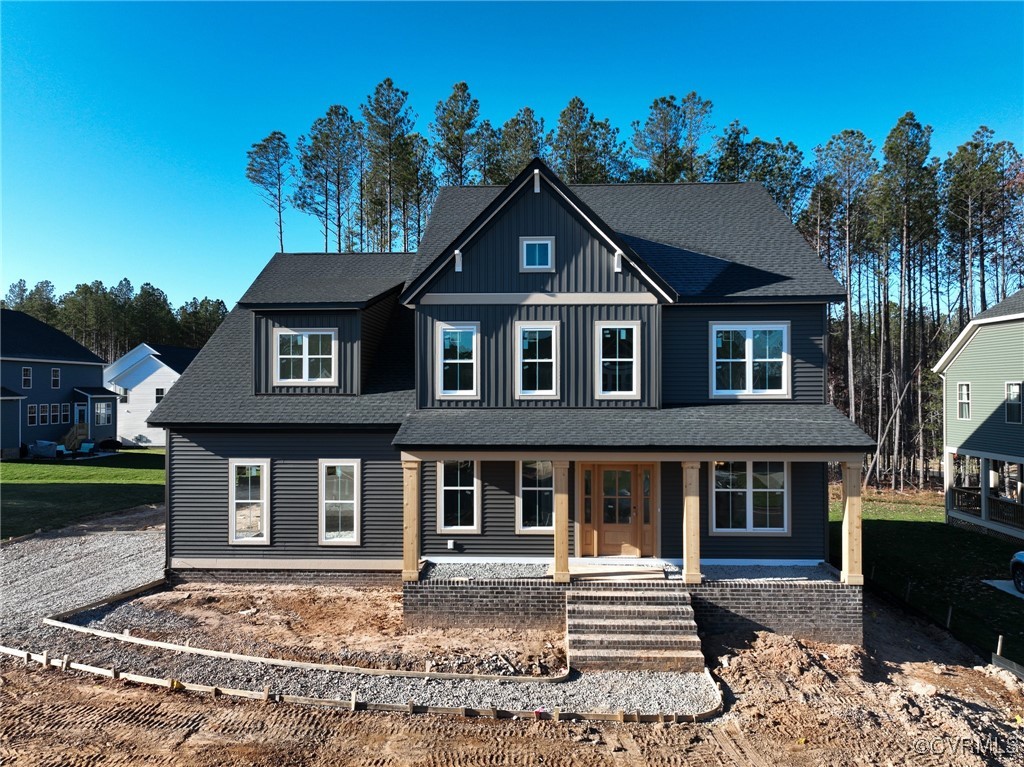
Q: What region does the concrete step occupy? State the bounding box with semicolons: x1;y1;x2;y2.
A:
568;633;703;651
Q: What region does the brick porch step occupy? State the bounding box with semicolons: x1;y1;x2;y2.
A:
569;633;703;651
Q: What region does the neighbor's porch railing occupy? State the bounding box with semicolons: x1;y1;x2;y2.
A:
951;487;981;517
989;496;1024;531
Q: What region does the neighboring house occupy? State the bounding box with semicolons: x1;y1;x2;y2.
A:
933;288;1024;540
151;160;874;646
105;343;199;447
0;309;119;457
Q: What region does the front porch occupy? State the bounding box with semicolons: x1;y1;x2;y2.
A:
944;449;1024;540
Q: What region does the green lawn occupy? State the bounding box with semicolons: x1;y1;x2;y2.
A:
829;491;1024;664
0;451;165;538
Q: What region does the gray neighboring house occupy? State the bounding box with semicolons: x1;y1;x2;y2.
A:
151;159;875;646
933;288;1024;540
1;309;119;457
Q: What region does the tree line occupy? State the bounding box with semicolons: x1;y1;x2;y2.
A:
2;278;227;363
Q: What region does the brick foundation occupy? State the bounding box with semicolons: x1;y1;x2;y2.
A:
168;569;402;587
403;579;570;631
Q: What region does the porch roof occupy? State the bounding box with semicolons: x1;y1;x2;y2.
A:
393;403;876;453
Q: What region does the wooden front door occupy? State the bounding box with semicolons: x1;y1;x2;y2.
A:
579;463;655;557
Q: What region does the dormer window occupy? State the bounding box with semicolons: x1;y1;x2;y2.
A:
520;237;555;272
710;323;790;398
273;328;337;385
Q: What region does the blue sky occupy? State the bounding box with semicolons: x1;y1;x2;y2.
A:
2;1;1022;308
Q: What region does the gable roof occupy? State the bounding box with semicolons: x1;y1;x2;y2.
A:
0;309;105;365
933;287;1024;374
403;160;844;304
147;344;200;375
240;252;415;308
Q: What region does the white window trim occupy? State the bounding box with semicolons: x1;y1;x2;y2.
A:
519;236;555;273
61;403;71;423
710;460;791;536
436;459;482;534
228;458;271;546
514;321;560;400
51;368;60;389
957;382;971;421
515;460;555;535
22;367;31;389
709;323;791;398
318;458;361;547
39;404;49;426
27;404;37;426
594;320;642;400
50;404;59;423
94;401;112;426
435;321;481;400
1006;381;1023;424
155;388;165;403
271;327;339;386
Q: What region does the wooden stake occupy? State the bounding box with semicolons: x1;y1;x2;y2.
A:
553;707;561;722
41;650;48;669
350;690;357;712
997;635;1004;657
62;654;69;671
945;605;953;629
262;686;270;702
407;700;415;714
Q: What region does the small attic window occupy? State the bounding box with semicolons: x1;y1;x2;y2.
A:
520;237;555;273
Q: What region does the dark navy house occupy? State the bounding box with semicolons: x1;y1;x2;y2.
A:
151;160;874;645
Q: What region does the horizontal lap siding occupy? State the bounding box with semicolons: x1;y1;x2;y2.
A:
254;311;360;394
168;430;402;561
662;304;826;404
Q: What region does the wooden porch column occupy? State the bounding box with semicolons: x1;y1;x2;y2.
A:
402;459;421;582
980;457;991;521
943;450;955;514
681;461;701;584
840;461;864;585
553;460;570;583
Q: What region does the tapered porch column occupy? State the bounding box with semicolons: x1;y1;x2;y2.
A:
553;460;570;583
681;461;702;584
840;461;864;585
402;459;421;582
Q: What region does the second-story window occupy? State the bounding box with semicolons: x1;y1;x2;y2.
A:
957;383;971;420
436;322;479;398
520;237;555;272
711;324;790;397
515;321;558;399
595;321;641;399
22;367;31;389
155;388;165;404
1005;382;1021;424
273;328;337;385
51;368;60;389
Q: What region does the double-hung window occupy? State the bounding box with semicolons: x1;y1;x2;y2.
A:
39;404;49;425
436;322;479;398
22;367;31;389
27;404;37;426
273;328;337;385
51;368;60;389
50;404;59;423
712;460;788;533
515;321;558;399
319;459;360;545
155;388;165;403
517;460;554;533
595;321;641;399
61;403;71;423
519;236;555;272
711;324;789;397
94;401;112;426
437;459;480;533
957;383;971;420
1006;382;1022;424
229;459;270;545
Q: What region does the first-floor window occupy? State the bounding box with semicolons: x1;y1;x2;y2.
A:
518;460;554;532
229;459;270;544
957;383;971;420
27;404;37;426
95;401;112;426
712;460;787;533
155;388;165;404
596;321;641;398
1006;382;1022;424
50;404;59;423
61;403;70;423
51;368;60;389
438;460;479;532
39;404;49;425
319;459;360;545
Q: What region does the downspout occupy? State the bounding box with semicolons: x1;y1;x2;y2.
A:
164;429;171;574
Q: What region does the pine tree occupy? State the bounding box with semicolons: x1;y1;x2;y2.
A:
496;107;546;182
361;78;416;251
432;82;479;186
245;131;292;252
472;119;502;184
3;279;27;309
550;97;629;183
632;96;686;182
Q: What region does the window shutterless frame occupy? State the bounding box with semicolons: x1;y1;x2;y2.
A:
271;327;338;386
94;401;112;426
515;459;555;534
50;404;59;423
519;236;555;272
27;404;37;426
318;458;361;546
22;367;31;389
594;320;641;400
710;460;790;535
709;323;791;398
1006;381;1022;424
957;383;971;420
51;368;60;389
228;458;270;545
435;321;480;400
436;459;482;534
514;321;559;399
61;403;71;423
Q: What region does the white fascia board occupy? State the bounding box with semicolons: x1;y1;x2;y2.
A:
104;343;160;384
932;313;1024;373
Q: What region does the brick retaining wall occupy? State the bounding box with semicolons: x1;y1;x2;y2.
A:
168;569;401;587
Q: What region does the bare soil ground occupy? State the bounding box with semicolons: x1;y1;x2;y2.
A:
85;584;565;676
5;593;1023;766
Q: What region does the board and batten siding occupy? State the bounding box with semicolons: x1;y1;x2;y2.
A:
167;430;402;562
420;460;576;558
943;320;1024;457
660;461;828;561
661;303;827;405
253;310;361;395
424;182;647;295
416;304;659;408
360;293;397;391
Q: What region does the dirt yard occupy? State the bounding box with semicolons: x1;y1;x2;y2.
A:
5;592;1023;766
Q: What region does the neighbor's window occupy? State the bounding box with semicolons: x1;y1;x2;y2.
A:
39;404;49;426
50;404;59;423
22;367;31;389
1007;382;1022;424
27;404;37;426
712;460;788;533
711;324;789;396
595;321;641;398
957;383;971;420
155;387;165;404
229;459;270;545
518;460;554;533
61;403;71;423
515;321;558;398
436;322;479;398
437;460;479;532
51;368;60;389
94;401;112;426
319;459;360;545
520;237;555;272
273;328;337;385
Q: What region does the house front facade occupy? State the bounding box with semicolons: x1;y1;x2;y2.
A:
151;160;873;644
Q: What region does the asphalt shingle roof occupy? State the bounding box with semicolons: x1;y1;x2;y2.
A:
971;288;1024;322
240;252;415;306
0;309;105;364
393;404;876;451
147;344;200;375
